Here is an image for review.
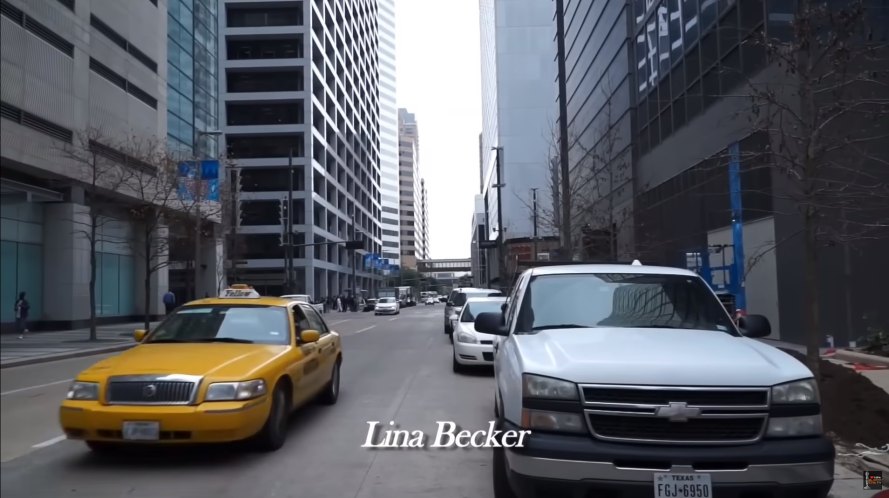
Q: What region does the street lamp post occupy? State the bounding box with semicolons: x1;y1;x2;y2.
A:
491;146;506;290
531;188;539;261
194;129;222;299
554;0;572;260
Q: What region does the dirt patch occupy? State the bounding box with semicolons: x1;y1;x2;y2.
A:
782;349;889;447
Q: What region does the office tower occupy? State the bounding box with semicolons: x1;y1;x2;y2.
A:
378;0;400;270
1;0;171;329
397;108;424;269
220;0;383;298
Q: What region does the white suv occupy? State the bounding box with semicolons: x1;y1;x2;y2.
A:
474;263;834;498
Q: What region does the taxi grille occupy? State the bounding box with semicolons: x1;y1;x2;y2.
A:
107;380;196;404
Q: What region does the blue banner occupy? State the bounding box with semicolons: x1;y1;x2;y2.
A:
178;160;220;202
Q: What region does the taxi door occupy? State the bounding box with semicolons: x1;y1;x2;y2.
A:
300;304;338;393
290;304;323;406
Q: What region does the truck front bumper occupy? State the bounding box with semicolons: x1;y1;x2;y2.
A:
500;421;834;498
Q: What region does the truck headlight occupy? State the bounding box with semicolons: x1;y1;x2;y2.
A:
522;374;579;400
767;414;822;437
771;379;819;404
66;381;99;400
521;409;586;433
456;331;478;344
205;380;267;401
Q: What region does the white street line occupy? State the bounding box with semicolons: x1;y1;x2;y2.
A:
353;326;376;335
389;317;398;321
329;319;351;325
1;379;71;396
32;435;67;449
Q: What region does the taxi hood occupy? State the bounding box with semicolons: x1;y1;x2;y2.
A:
81;343;289;380
514;327;814;387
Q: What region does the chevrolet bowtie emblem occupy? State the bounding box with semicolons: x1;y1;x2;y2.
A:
655;402;701;422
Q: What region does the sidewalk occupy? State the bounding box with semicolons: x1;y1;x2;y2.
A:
0;321;159;369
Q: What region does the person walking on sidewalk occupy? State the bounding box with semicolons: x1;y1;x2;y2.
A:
14;291;30;339
163;290;176;315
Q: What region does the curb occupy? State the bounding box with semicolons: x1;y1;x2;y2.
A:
834;349;889;367
0;343;133;369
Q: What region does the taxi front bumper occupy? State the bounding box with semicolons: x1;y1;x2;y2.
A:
59;396;271;444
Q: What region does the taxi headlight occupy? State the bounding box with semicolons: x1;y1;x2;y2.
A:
66;381;99;400
771;379;819;404
205;379;267;401
522;374;579;400
456;331;478;344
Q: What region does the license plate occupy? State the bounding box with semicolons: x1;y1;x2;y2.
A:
654;473;712;498
122;421;160;441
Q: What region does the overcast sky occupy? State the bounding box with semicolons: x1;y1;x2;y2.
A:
395;0;482;260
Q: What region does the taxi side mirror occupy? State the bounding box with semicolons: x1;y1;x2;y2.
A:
134;329;147;342
300;329;321;343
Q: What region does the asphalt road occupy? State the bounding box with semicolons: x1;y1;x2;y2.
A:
0;306;874;498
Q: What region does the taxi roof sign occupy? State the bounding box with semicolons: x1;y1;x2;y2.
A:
220;285;261;298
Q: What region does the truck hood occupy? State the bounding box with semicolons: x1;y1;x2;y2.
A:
79;343;289;380
515;328;813;387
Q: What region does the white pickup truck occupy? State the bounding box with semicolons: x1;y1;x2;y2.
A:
281;294;325;314
475;262;834;498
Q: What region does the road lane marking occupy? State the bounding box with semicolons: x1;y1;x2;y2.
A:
32;435;66;449
353;325;376;335
388;317;398;321
329;319;351;325
1;379;71;396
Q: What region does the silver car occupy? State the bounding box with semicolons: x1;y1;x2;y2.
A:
443;287;503;337
374;297;400;315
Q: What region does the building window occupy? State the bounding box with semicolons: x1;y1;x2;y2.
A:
227;102;304;126
226;6;303;27
226;70;304;92
227;135;304;159
239;167;305;192
227;37;304;60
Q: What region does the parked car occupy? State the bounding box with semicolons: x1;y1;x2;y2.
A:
60;284;343;453
444;287;503;337
424;297;436;306
362;298;378;312
476;263;834;498
374;297;400;315
451;296;507;373
281;294;325;314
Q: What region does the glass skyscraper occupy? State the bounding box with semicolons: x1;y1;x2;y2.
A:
167;0;219;157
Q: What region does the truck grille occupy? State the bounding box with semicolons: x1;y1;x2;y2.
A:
588;414;765;442
107;379;197;404
580;384;769;445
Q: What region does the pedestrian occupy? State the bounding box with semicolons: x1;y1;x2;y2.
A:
162;289;176;315
14;291;30;339
336;296;342;312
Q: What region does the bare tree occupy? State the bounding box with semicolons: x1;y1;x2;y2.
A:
124;138;183;330
59;129;134;341
744;0;889;377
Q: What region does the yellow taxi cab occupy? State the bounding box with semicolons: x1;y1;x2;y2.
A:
58;284;342;453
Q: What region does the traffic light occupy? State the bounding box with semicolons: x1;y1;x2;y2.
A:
279;198;288;246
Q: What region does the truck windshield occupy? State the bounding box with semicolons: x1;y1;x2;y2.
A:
515;273;738;335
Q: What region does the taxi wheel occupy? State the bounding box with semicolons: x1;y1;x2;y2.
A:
318;359;341;405
254;385;289;452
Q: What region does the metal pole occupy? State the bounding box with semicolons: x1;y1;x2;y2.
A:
350;210;357;305
531;188;539;261
286;149;294;293
494;147;506;290
193;162;202;300
554;0;572;260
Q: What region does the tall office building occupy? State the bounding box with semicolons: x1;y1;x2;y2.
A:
418;178;429;259
478;0;558;283
167;0;223;300
219;0;383;298
397;108;426;269
377;0;400;269
0;0;170;329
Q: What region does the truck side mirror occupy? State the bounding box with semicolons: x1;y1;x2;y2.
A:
475;312;508;336
738;314;771;338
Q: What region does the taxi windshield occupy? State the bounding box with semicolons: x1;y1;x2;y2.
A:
460;301;505;322
515;273;738;335
145;305;290;345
